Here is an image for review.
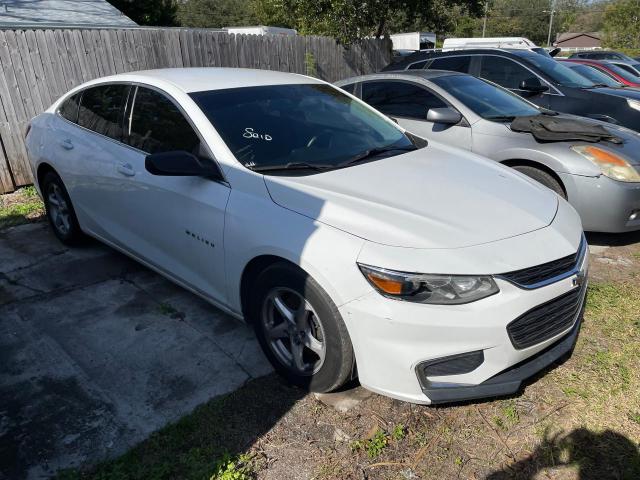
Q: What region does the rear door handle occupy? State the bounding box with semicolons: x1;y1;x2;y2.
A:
117;163;135;177
61;139;74;150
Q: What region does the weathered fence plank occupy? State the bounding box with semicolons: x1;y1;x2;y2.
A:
0;27;391;193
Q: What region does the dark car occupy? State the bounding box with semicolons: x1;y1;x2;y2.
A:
383;49;640;131
569;51;637;62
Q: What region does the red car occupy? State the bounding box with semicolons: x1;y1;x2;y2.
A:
559;58;640;87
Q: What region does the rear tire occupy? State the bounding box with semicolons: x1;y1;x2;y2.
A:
249;262;355;393
41;171;84;245
512;165;566;199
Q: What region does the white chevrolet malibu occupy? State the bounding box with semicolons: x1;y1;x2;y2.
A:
26;68;588;404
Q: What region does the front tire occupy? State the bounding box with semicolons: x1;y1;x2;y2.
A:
512;165;566;199
41;171;84;245
250;263;355;393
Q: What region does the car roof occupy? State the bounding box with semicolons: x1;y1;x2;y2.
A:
83;67;322;93
335;69;463;86
385;48;539;70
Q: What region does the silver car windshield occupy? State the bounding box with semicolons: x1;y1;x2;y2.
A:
432;75;541;121
190;84;417;174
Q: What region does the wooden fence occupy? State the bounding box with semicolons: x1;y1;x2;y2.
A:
0;27;391;193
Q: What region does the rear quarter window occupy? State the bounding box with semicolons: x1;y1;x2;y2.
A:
58;93;81;124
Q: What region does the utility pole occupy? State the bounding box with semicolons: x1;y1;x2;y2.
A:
482;1;488;38
546;0;556;47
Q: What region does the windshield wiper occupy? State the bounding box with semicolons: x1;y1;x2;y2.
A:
338;145;417;168
581;83;608;89
248;162;333;172
486;115;516;122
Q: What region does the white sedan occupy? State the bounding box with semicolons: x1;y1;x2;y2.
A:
26;68;587;404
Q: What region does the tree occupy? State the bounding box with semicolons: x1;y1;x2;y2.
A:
250;0;482;43
107;0;178;26
178;0;258;28
603;0;640;49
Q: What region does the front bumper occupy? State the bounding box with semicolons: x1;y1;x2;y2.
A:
560;172;640;232
340;246;588;405
420;293;584;403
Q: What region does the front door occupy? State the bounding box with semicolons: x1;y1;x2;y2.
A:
111;86;230;303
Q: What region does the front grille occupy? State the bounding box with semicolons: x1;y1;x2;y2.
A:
500;238;584;288
507;285;585;350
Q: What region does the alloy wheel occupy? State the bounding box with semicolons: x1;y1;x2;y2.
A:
47;183;71;236
261;287;327;375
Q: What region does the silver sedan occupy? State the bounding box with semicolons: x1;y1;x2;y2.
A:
336;71;640;233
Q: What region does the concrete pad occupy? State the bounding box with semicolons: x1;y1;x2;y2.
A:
314;386;375;413
0;223;273;479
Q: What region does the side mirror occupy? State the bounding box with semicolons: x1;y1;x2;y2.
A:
145;151;222;179
426;107;462;125
519;78;549;94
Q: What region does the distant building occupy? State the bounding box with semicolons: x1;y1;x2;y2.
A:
0;0;137;28
554;32;602;52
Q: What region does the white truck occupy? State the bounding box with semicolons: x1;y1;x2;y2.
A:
390;32;437;52
224;26;297;36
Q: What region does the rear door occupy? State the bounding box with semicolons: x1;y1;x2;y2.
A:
477;55;550;109
53;83;131;238
427;55;474;74
113;85;230;303
361;80;472;149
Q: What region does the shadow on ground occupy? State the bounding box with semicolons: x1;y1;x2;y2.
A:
586;230;640;247
486;427;640;479
57;374;305;479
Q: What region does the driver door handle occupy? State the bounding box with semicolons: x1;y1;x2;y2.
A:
117;163;135;177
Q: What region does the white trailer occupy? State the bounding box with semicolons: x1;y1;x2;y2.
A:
442;37;539;51
224;25;297;36
390;32;437;51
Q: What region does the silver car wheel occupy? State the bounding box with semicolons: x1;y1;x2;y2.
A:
261;287;326;376
47;184;71;236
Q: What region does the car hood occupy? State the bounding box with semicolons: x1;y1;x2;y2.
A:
592;86;640;101
263;142;559;249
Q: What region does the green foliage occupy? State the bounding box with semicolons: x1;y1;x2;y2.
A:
304;52;317;77
209;454;253;480
391;423;406;441
107;0;178;26
0;186;45;230
250;0;482;44
603;0;640;49
178;0;258;28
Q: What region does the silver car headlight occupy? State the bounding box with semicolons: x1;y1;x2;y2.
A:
627;99;640;112
358;264;499;304
571;145;640;182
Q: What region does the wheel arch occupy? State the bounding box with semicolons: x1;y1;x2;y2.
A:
36;162;58;192
500;159;567;198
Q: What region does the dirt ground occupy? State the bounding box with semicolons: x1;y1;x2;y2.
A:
59;230;640;480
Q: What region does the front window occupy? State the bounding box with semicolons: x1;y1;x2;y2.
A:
361;80;448;120
190;84;417;174
432;74;540;121
517;54;595;88
601;63;640;82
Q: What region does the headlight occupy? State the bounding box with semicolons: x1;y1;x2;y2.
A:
358;264;499;304
627;99;640;112
571;145;640;182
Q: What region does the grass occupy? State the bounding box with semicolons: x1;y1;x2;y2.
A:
0;185;45;230
55;280;640;480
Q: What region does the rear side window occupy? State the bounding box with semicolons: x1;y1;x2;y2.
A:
59;93;81;123
362;80;447;120
428;56;471;73
78;85;129;140
339;83;357;94
408;60;428;70
126;87;201;154
479;56;538;90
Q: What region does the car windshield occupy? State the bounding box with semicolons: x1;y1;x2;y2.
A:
604;62;640;82
518;54;596;88
565;63;623;87
190;84;416;174
432;74;540;121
